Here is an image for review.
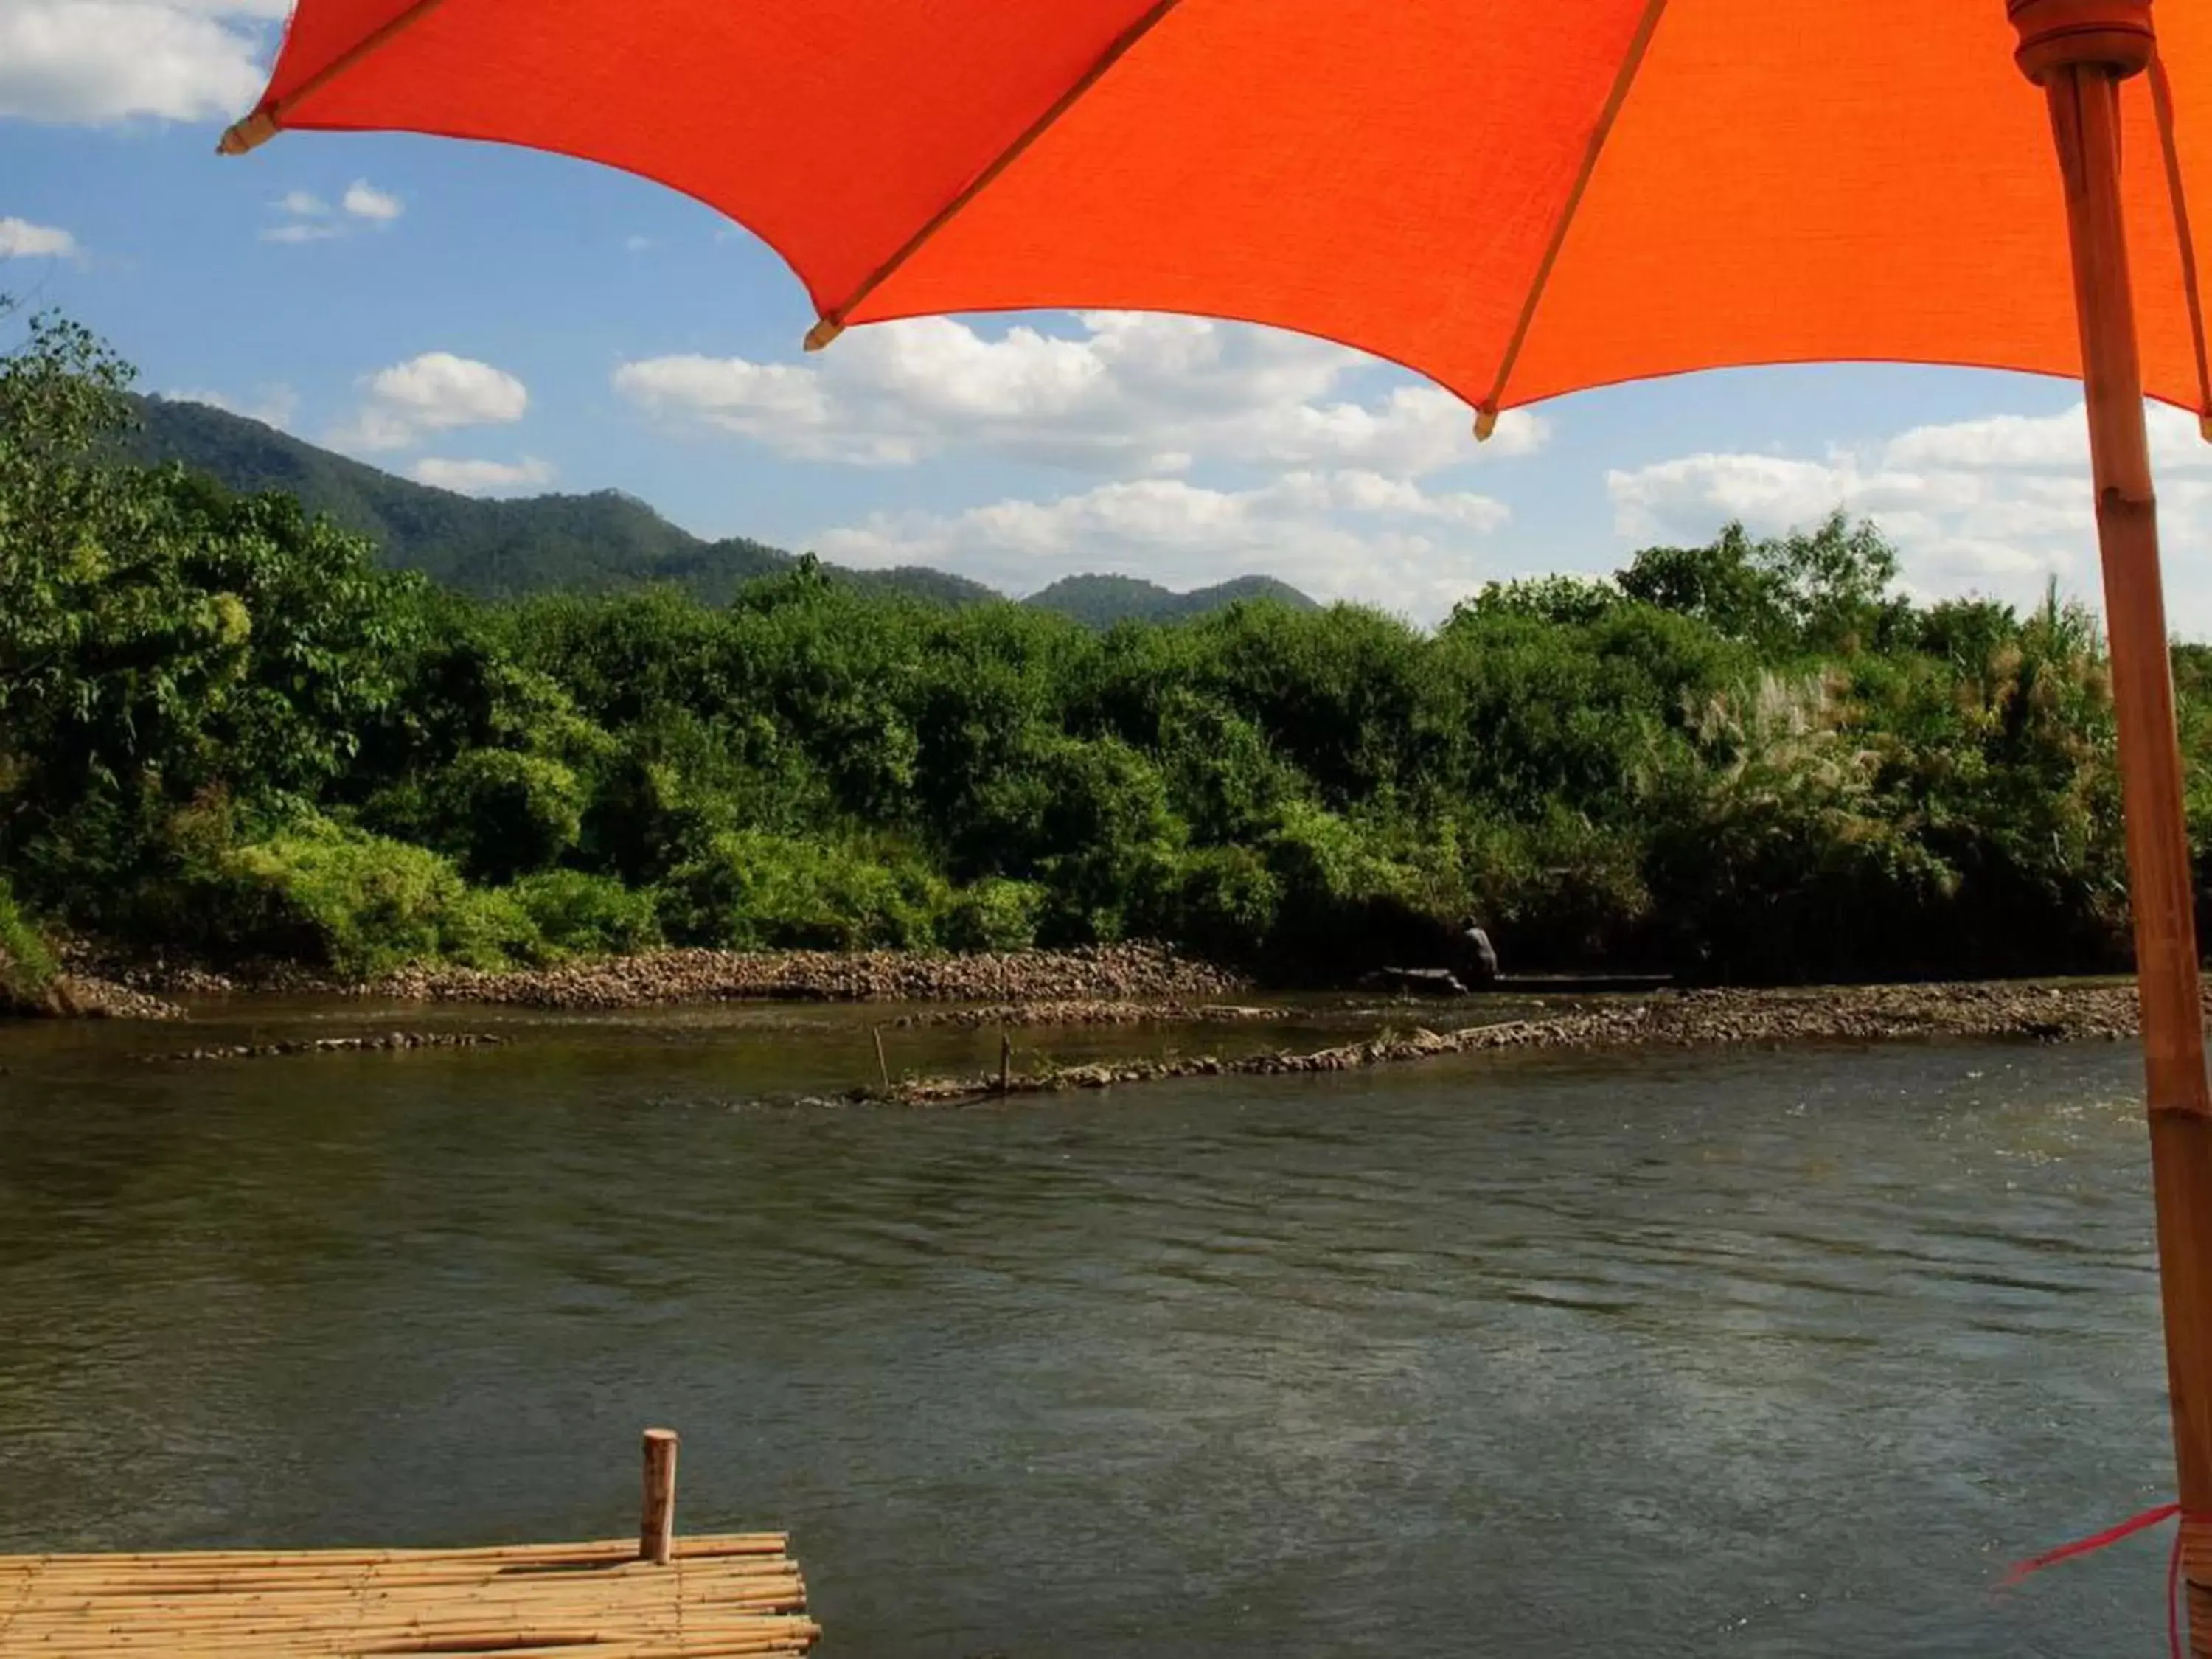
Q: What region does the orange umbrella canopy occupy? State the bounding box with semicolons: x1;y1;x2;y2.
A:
234;0;2212;425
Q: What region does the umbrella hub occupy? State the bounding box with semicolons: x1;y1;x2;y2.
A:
2009;0;2155;83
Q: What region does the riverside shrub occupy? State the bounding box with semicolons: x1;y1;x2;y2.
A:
939;877;1046;953
509;869;664;958
658;832;945;951
0;877;58;1009
181;820;543;976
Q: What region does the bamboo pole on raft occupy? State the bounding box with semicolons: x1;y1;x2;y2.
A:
641;1427;680;1565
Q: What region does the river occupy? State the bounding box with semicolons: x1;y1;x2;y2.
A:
0;1004;2177;1655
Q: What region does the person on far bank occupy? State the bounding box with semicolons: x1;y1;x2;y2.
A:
1458;917;1499;989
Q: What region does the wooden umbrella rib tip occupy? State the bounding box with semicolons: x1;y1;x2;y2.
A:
802;318;844;352
1472;404;1500;442
217;109;279;156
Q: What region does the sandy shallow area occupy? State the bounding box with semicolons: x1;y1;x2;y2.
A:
860;978;2148;1105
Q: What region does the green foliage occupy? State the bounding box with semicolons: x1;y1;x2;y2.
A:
1615;511;1910;653
1257;801;1423;968
4;309;2197;987
0;875;59;1007
1641;672;1958;981
994;736;1183;944
1457;807;1654;964
1155;695;1304;845
1461;574;1623;627
1;312;422;906
425;750;586;883
1162;845;1284;961
508;870;663;958
658;832;945;951
939;877;1046;953
1615;526;1781;639
180;819;540;977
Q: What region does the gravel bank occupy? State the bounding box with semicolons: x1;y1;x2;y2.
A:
360;944;1246;1009
2;971;185;1021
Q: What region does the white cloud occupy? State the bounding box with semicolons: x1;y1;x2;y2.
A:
618;312;1550;619
169;383;299;429
0;1;282;124
815;469;1512;616
411;455;555;495
1604;400;2212;632
615;311;1545;478
263;189;333;243
263;180;400;243
341;180;403;223
0;217;79;258
625;234;653;252
327;352;529;453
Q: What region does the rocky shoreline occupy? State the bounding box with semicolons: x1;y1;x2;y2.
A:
364;943;1248;1008
4;967;187;1022
60;942;1246;1010
11;966;2185;1088
4;939;2177;1076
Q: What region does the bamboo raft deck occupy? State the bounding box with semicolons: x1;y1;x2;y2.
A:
0;1432;821;1658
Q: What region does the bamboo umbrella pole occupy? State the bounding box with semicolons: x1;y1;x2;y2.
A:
2031;26;2212;1651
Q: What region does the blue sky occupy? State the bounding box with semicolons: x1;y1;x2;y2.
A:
7;0;2197;628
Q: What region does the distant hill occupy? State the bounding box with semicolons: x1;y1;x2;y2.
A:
1025;572;1318;627
122;396;1318;622
124;395;845;605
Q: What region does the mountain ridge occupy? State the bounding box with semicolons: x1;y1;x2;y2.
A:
122;396;1318;623
1023;571;1316;627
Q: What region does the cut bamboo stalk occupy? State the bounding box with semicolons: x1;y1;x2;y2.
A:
4;1628;818;1655
1;1587;804;1622
6;1574;795;1601
641;1427;680;1565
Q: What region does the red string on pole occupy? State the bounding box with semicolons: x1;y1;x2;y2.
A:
2000;1501;2197;1658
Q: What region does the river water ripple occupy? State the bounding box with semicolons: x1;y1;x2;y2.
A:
0;1012;2175;1656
